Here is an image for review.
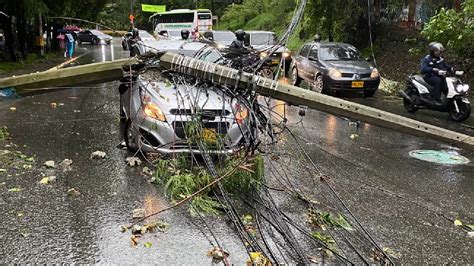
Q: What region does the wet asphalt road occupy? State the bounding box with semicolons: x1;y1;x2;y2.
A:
0;38;473;263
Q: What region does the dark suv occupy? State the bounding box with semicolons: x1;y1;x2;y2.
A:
244;31;292;75
291;42;380;97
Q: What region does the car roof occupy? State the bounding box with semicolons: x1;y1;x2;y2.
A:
305;42;354;48
146;40;208;54
245;31;276;34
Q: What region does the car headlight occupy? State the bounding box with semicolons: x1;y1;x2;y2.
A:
259;52;268;58
144;103;166;122
329;68;342;79
282;52;291;58
234;103;248;124
371;68;380;78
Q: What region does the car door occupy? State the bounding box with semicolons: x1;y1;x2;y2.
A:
307;45;322;81
297;45;311;80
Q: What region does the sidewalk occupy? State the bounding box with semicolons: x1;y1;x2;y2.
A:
0;50;84;79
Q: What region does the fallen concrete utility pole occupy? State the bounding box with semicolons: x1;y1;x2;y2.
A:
0;58;138;92
159;52;474;151
0;52;472;150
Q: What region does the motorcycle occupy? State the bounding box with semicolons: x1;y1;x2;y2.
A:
399;70;471;122
223;48;275;79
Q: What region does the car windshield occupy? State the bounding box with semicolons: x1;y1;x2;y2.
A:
251;33;277;45
212;31;234;45
139;31;154;39
319;46;361;61
197;48;224;63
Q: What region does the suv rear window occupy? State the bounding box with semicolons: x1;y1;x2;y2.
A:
250;33;276;45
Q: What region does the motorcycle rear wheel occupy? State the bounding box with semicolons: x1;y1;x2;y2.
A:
403;90;419;113
449;99;471;122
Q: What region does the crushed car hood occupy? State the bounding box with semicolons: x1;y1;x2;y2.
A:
139;75;234;120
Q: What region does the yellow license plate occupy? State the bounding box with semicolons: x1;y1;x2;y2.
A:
351;81;364;88
272;59;280;65
202;128;217;143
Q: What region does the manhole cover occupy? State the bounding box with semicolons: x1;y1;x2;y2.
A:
409;150;470;165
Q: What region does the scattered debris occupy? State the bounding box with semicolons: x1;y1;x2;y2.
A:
50;102;57;108
131;235;140;246
454;219;463;226
120;225;128;232
67;188;80;197
142;166;154;176
143;242;153;248
44;160;56;168
126;157;142;166
247;252;270;266
39;176;57;185
60;159;73;166
0;127;10;140
207;247;229;264
10;107;17;111
468;232;474;238
131;225;143;235
91;151;107;159
0;168;6;173
350;133;359;139
382;247;401;259
8;187;22;192
132;208;146;219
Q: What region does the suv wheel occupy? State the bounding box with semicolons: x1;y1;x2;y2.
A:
291;67;301;86
92;38;99;45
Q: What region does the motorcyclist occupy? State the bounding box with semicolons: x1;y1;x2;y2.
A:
229;29;246;49
181;29;190;41
420;42;452;104
314;34;321;42
128;28;140;57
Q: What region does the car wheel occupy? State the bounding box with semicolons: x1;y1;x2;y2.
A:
291;67;302;86
258;67;274;79
124;119;138;151
311;75;324;93
77;39;82;45
92;38;99;45
364;90;376;97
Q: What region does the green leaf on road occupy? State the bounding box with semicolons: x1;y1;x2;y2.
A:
0;169;6;173
8;187;22;192
454;219;463;226
144;242;153;248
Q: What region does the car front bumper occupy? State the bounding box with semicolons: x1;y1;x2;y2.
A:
323;76;380;91
128;112;249;154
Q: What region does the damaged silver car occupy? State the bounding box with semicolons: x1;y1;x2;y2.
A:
119;45;253;154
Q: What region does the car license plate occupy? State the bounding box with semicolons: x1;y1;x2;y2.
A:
351;81;364;88
202;128;217;143
272;59;280;65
